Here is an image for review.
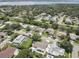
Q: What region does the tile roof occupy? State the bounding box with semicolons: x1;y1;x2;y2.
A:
32;40;48;51
0;47;16;58
0;32;6;36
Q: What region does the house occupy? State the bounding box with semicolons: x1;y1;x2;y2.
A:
41;36;53;43
65;16;73;25
19;23;28;28
31;40;48;53
45;28;54;35
5;21;14;25
72;45;79;58
28;25;37;31
0;47;19;58
12;35;26;45
46;54;54;58
58;12;64;17
0;32;6;38
46;42;65;56
34;16;43;21
0;32;6;43
50;15;59;22
43;14;52;20
33;27;45;33
72;17;79;25
34;13;46;21
24;31;33;37
0;20;4;25
34;13;52;21
40;13;47;16
69;33;79;40
56;31;67;39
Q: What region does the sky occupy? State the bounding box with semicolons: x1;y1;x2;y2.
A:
0;0;79;5
0;0;79;2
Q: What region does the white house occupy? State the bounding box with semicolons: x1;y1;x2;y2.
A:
65;16;73;25
51;15;59;22
69;33;79;40
31;40;49;54
46;42;65;56
46;54;54;58
56;31;67;39
24;31;33;37
45;28;54;35
34;13;52;21
12;35;26;45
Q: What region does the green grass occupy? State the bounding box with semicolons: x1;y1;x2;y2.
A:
19;38;32;49
75;39;79;44
64;52;72;58
42;32;48;37
64;52;69;58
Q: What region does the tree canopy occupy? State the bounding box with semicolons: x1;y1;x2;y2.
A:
58;40;73;53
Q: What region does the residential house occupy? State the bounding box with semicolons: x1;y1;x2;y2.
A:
34;13;52;21
65;16;73;25
5;21;14;25
0;32;6;43
46;42;65;56
33;27;45;32
31;40;48;54
12;35;26;45
34;13;46;21
50;15;59;23
46;54;54;58
58;12;64;17
0;47;19;58
0;32;6;38
56;31;67;39
45;28;54;35
19;23;28;28
72;45;79;58
28;25;37;31
0;20;4;25
24;31;33;37
72;17;79;25
41;36;53;43
43;14;52;20
69;33;79;40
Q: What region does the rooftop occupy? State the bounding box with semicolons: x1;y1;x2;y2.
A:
13;35;26;44
0;32;6;36
0;47;16;58
46;42;65;56
32;40;48;51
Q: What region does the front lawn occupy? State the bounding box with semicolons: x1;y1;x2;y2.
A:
19;38;32;49
64;52;72;58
